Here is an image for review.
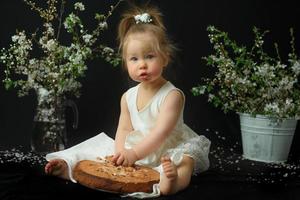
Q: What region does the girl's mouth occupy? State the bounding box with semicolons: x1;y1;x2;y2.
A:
139;72;149;79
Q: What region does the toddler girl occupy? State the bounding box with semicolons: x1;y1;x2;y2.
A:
45;4;211;197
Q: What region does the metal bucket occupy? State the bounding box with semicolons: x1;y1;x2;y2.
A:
239;113;297;163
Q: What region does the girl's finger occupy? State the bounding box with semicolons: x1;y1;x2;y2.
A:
116;154;124;165
112;152;120;163
123;158;128;167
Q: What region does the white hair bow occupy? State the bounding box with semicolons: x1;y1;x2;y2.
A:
134;13;152;24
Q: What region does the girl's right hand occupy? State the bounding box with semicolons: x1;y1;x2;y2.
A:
112;148;138;167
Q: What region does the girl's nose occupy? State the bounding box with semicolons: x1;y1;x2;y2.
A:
139;60;147;69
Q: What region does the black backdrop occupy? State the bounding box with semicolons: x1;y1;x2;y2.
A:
0;0;299;160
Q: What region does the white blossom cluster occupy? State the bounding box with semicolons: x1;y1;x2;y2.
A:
192;26;300;119
0;0;121;101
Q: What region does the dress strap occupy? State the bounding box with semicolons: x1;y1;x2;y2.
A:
157;82;186;108
125;84;139;115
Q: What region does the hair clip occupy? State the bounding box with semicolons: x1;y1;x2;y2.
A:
134;13;152;24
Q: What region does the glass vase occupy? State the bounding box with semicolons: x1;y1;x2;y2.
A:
31;88;78;154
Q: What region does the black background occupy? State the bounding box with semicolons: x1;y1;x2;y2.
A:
0;0;300;161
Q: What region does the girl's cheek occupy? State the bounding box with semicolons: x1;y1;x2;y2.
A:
152;66;163;75
127;68;137;79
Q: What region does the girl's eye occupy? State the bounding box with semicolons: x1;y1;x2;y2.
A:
130;57;138;61
145;54;155;59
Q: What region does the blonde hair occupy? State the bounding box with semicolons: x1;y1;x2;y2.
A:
117;4;176;67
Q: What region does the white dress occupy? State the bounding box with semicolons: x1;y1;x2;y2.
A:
46;81;211;195
124;81;211;174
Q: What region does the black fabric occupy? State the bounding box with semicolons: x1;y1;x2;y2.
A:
1;0;300;199
1;135;299;200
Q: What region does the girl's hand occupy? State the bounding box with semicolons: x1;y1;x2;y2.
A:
112;148;139;167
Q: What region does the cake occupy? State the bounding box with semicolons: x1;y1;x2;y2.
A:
73;156;160;193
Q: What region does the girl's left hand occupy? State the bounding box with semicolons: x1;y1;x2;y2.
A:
112;148;138;167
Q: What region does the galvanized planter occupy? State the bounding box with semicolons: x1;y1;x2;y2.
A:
239;113;297;163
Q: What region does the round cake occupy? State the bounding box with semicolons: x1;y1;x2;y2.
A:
73;156;160;193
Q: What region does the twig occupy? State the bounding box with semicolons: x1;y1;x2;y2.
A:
56;0;66;41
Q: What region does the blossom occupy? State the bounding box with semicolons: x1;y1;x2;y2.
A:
74;2;85;11
99;21;108;29
291;60;300;75
0;0;122;99
45;39;57;51
192;26;300;119
82;34;92;44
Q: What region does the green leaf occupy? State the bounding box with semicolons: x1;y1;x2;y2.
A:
4;79;13;90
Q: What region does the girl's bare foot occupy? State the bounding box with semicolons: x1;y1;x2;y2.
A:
159;156;178;195
44;159;69;180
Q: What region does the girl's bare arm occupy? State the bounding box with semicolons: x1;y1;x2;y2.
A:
132;90;184;159
114;93;134;153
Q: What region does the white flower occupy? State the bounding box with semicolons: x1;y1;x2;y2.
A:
103;47;114;53
18;35;26;45
38;87;50;102
208;94;215;102
285;99;293;106
28;72;35;85
45;39;56;51
291;60;300;75
74;2;85;11
191;86;206;95
264;102;280;114
12;35;19;42
82;34;92;44
99;22;108;29
44;23;54;36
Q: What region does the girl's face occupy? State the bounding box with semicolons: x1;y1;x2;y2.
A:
124;32;166;83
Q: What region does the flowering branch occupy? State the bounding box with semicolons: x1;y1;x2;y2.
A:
192;26;300;119
0;0;122;99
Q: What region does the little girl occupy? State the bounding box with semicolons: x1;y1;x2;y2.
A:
45;4;211;197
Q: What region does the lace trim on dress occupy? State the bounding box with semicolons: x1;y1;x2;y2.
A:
165;135;211;175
